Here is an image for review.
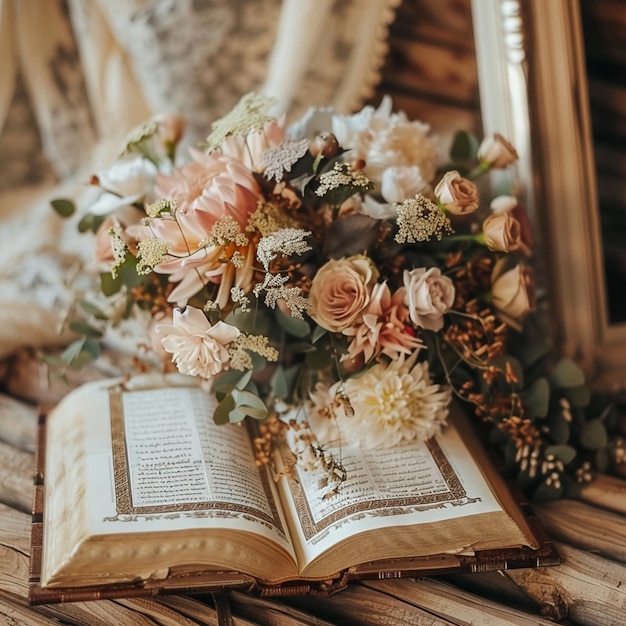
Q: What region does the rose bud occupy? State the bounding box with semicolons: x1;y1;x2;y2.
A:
309;133;339;159
477;134;518;169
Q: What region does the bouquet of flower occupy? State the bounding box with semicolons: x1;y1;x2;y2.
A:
51;93;618;501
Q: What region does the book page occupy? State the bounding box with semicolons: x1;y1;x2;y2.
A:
278;412;507;566
84;380;292;552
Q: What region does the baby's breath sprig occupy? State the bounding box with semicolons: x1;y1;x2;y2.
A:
394;194;453;243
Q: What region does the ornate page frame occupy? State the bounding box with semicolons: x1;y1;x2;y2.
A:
471;0;626;392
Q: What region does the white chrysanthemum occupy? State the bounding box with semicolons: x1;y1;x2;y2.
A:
308;355;450;449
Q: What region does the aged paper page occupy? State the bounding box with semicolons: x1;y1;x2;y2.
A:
277;411;510;570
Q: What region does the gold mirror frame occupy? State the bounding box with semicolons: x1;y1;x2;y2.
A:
471;0;626;392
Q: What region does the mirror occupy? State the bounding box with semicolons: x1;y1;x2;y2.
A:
471;0;626;392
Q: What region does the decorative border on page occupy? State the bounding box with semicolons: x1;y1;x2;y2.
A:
286;438;476;542
108;386;285;536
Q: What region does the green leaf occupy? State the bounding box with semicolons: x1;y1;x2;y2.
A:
275;309;310;338
214;395;236;425
286;341;316;353
547;413;570;444
449;131;479;163
235;369;253;390
77;212;106;234
521;377;550;419
270;365;290;398
232;390;268;420
545;444;577;465
228;408;248;423
550;358;586;388
532;479;564;503
51;198;76;218
101;272;122;296
66;337;100;370
79;300;109;320
517;341;551;370
595;447;610;473
225;307;270;335
306;346;333;370
580;419;608;450
564;384;591;408
311;324;328;344
60;338;87;363
68;321;103;338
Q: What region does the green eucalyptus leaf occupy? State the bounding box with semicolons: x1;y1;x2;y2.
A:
306;346;333;370
545;444;577;465
275;309;310;338
547;413;570;444
51;198;76;218
100;271;122;296
228;407;248;423
40;354;69;367
521;377;550;419
68;321;103;338
561;473;581;499
517;341;551;370
311;324;328;344
69;338;100;369
533;479;564;503
60;338;87;363
595;447;610;473
232;389;268;419
286;341;316;353
225;308;270;335
235;369;253;390
214;395;236;425
580;419;608;450
563;384;591;408
79;300;109;320
550;358;586;388
271;365;290;398
449;131;479;163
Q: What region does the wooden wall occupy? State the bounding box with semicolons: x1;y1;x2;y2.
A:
369;0;481;148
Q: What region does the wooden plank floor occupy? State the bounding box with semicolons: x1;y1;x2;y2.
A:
2;352;626;625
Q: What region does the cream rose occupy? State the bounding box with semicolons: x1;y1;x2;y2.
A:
477;134;518;169
403;267;455;331
481;211;522;252
155;306;240;380
491;259;535;331
434;170;479;215
309;256;375;332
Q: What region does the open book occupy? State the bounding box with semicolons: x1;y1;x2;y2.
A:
29;375;557;604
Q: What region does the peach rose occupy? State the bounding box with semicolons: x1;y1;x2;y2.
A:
491;259;535;331
481;211;522;252
155;306;240;380
309;256;375;332
434;170;479;215
403;267;455;331
477;134;518;169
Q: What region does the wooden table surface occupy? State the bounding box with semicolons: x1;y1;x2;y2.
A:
2;352;626;626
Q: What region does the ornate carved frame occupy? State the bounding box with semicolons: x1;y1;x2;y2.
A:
471;0;626;392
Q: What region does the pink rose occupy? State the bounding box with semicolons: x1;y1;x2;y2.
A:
491;259;535;331
487;195;533;255
477;134;518;169
434;170;479;215
481;211;522;252
309;256;375;332
155;306;240;380
403;267;455;331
